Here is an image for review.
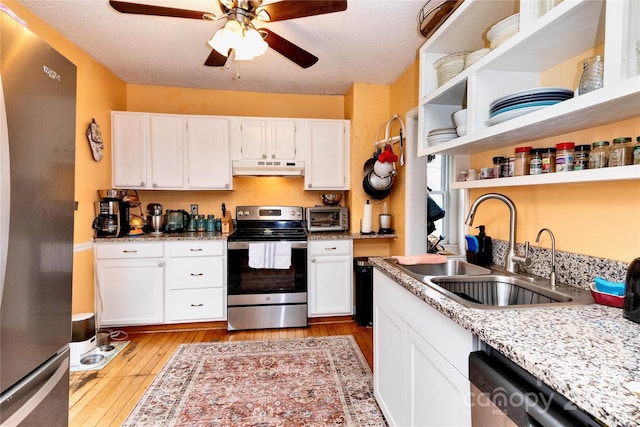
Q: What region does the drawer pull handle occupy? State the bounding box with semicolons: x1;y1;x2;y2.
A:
122;250;138;253
190;303;203;307
190;248;203;252
325;247;337;251
190;273;204;276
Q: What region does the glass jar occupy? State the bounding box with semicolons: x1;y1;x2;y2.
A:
634;136;640;165
541;147;556;173
514;146;532;176
589;141;609;168
530;148;543;175
609;137;634;166
578;55;604;95
555;142;575;172
206;214;216;232
573;144;590;170
493;156;506;178
196;214;206;232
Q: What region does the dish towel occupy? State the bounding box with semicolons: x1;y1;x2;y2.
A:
248;242;292;269
392;253;447;265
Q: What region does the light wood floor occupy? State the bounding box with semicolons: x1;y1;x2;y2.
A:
69;318;373;426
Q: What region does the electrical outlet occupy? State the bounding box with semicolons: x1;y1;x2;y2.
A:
190;204;198;215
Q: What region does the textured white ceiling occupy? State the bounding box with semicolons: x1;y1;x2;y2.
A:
19;0;429;95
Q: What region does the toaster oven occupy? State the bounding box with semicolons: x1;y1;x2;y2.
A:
306;206;349;232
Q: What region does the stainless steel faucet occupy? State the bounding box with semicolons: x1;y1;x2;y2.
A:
536;228;557;288
465;193;530;274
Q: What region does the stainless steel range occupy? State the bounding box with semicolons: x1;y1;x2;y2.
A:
227;206;308;331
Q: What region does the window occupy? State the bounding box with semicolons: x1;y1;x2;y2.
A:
426;154;460;252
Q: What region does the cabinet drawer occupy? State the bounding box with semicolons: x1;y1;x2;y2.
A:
95;242;163;259
166;288;224;321
166;241;224;257
308;240;352;256
167;257;224;289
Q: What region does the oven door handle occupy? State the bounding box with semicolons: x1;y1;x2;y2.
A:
227;241;307;250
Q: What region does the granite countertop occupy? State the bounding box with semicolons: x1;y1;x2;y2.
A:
370;257;640;427
94;231;396;243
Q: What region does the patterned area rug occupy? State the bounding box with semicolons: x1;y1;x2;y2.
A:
123;335;386;426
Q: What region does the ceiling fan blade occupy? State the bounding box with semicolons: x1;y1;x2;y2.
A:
109;0;216;20
259;28;318;69
204;49;229;67
256;1;347;22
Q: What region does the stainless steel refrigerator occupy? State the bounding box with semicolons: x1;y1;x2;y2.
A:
1;9;76;426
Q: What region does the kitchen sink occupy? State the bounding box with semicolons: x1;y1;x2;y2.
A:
386;259;594;309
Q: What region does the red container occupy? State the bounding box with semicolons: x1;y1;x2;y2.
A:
590;283;625;308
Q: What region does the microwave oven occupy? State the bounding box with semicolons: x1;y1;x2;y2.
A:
306;206;349;232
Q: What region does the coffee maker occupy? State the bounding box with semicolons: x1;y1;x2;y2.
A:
93;197;130;237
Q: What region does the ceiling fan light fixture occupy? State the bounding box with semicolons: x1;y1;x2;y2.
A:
208;20;243;56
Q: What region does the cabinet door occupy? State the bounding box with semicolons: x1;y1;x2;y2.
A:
308;254;352;316
149;115;184;188
239;119;268;160
405;324;471;427
373;297;406;427
185;117;232;189
269;119;297;160
112;112;148;188
96;259;164;326
305;120;349;190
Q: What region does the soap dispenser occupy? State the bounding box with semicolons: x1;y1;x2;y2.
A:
475;225;492;266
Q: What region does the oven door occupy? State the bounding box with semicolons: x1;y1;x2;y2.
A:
227;241;307;298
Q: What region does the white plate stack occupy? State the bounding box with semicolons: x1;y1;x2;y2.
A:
427;128;458;145
434;51;469;86
464;48;490;69
487;13;519;49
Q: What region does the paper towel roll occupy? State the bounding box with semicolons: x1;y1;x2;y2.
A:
362;201;373;233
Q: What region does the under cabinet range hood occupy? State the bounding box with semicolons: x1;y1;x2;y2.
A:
232;160;305;176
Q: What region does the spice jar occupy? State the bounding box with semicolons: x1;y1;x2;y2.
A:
493;156;507;178
578;55;604;95
573;144;590;170
555;142;575;172
541;147;556;173
514;146;532;176
589;141;609;168
634;136;640;165
530;148;543;175
609;137;634;166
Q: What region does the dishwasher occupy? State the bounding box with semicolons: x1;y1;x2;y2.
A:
469;347;605;427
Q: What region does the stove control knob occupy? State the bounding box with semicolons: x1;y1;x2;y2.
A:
243;210;250;216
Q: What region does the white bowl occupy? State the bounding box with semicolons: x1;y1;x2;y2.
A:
452;109;467;127
456;125;467;136
487;13;519;41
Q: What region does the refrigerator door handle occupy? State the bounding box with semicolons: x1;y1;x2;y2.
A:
0;349;69;425
0;76;10;309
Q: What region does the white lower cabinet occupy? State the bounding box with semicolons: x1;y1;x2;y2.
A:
165;241;226;323
374;269;475;427
95;242;165;326
94;240;226;326
307;240;353;317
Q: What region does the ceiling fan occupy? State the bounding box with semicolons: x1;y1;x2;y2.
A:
109;0;348;68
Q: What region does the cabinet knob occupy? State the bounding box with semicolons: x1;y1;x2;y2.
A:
140;181;145;187
271;154;275;159
153;183;158;188
225;183;230;188
311;258;316;263
158;261;164;267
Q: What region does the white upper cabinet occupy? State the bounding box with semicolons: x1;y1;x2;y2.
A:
112;112;233;190
417;0;640;188
149;114;184;189
305;119;351;190
235;118;300;161
185;116;232;189
111;112;149;189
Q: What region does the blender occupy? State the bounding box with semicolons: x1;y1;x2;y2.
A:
147;203;165;234
378;201;394;234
